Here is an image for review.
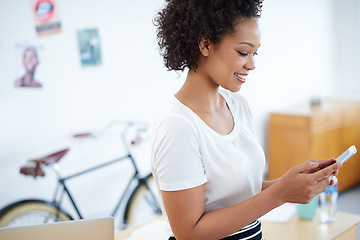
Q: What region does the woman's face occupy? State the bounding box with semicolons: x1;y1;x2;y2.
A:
200;18;261;92
23;49;39;72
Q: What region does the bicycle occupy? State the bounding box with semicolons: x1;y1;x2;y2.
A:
0;121;162;230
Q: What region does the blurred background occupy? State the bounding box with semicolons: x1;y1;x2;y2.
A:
0;0;359;227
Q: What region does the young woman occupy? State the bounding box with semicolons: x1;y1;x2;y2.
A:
151;1;342;239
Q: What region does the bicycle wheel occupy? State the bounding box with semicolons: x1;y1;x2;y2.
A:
0;199;73;228
123;173;162;229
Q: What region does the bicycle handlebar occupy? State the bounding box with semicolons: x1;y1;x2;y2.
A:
73;120;149;146
73;132;92;138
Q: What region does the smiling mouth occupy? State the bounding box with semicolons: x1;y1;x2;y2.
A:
234;72;246;83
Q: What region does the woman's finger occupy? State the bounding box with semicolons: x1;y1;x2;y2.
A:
313;162;342;181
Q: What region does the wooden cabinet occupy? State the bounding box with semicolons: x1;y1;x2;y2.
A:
267;100;360;192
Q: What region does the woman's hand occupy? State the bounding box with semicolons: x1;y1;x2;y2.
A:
272;159;342;204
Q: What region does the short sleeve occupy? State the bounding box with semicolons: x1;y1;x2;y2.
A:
151;116;207;191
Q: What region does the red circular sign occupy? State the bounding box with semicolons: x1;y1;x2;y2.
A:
35;0;54;21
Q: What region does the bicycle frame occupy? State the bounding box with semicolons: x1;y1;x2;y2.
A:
51;152;143;220
0;121;161;229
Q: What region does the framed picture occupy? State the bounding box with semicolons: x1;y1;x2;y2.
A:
30;0;62;37
14;43;43;88
77;28;102;66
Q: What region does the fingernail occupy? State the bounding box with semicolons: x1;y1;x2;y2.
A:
311;162;319;167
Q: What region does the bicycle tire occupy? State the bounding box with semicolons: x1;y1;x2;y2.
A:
0;199;73;228
123;173;162;228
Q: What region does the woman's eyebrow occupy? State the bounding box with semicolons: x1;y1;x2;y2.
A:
238;42;261;49
238;42;254;47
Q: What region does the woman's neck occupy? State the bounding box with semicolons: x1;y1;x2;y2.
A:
175;69;223;114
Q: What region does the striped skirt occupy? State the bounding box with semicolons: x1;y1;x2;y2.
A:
169;220;263;240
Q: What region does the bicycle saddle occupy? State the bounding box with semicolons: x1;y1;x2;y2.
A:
20;148;70;177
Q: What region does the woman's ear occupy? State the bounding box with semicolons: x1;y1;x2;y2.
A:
198;38;211;57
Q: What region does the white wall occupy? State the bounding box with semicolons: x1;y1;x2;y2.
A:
0;0;184;221
0;0;359;221
242;0;337;146
330;0;360;99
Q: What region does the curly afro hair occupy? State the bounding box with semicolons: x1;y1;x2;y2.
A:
154;0;263;71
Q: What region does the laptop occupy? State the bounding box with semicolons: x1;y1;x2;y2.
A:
0;217;114;240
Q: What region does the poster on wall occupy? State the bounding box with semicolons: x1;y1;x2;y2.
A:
77;28;102;66
14;43;43;88
30;0;62;37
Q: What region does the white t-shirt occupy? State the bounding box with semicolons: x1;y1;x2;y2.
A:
151;89;265;236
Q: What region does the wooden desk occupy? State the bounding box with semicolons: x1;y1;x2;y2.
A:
262;211;360;240
115;217;166;240
115;212;360;240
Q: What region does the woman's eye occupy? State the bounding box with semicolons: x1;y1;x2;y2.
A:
237;51;247;56
237;51;258;57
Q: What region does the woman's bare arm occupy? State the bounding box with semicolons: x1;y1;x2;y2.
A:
262;179;277;191
162;159;342;240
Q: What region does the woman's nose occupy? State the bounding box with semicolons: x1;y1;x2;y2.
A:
244;57;256;71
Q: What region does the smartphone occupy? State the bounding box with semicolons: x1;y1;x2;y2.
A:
336;145;357;164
